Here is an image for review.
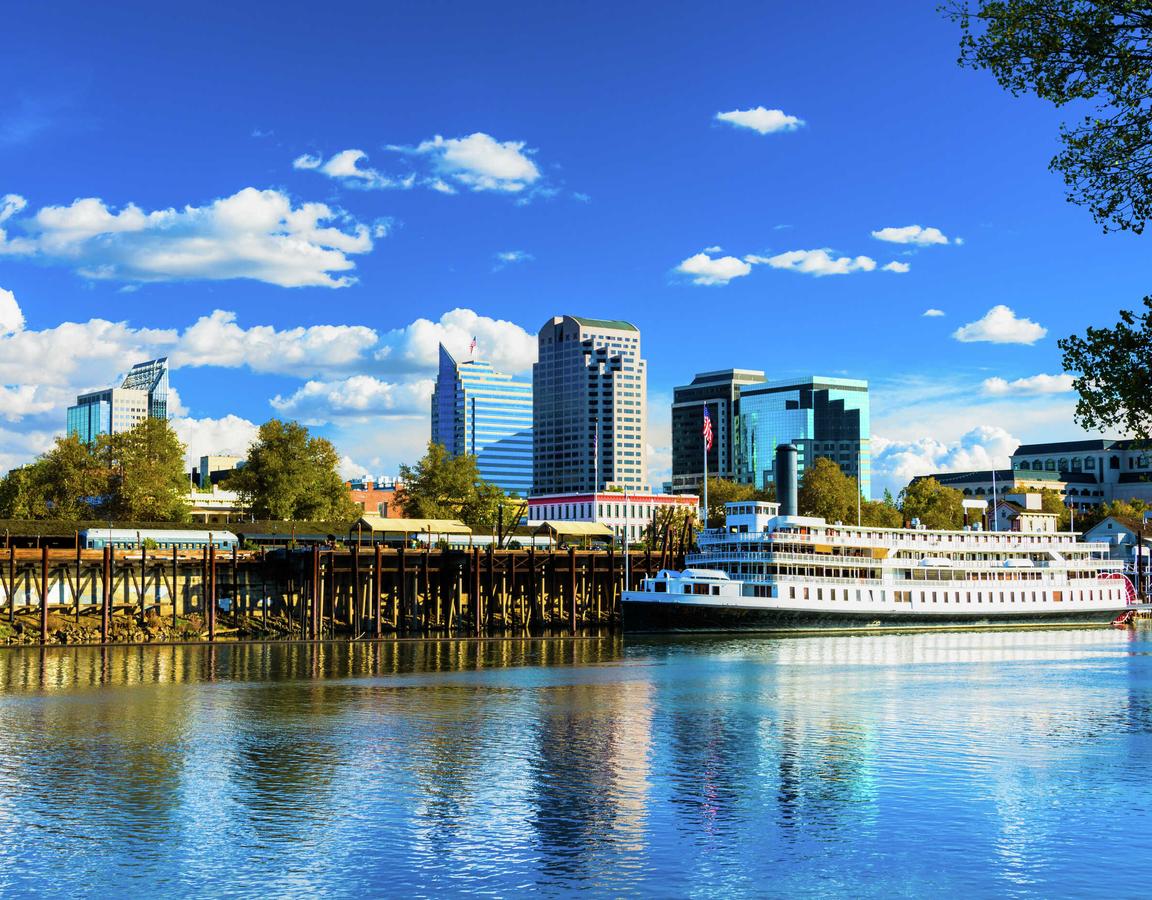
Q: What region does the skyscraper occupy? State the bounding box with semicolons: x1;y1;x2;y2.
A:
430;343;533;496
66;357;171;444
670;368;767;493
737;376;871;499
532;316;647;495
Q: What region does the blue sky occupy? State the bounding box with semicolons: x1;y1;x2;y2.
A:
0;0;1145;497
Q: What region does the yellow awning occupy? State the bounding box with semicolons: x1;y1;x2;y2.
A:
356;516;471;535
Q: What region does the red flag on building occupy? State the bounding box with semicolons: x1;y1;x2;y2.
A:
703;404;713;452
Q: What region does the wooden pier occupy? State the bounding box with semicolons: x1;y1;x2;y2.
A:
0;544;684;645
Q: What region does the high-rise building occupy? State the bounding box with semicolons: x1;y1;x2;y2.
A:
66;357;171;444
737;376;871;499
670;368;766;493
533;316;647;495
430;343;533;496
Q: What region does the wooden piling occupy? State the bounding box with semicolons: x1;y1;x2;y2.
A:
208;544;217;642
373;542;382;639
472;547;481;637
310;545;321;641
397;546;407;634
101;547;111;642
39;545;49;644
351;543;361;637
568;546;577;635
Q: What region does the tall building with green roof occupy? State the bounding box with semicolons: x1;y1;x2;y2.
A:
533;315;647;495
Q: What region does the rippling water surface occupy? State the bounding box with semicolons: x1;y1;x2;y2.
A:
1;629;1151;897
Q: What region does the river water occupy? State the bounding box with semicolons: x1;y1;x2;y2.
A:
1;628;1150;897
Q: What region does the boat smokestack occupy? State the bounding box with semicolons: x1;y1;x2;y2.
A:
776;443;798;517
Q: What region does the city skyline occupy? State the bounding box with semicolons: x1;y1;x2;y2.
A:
0;0;1142;498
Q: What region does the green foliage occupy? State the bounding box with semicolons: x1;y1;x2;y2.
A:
98;418;190;522
798;458;860;524
703;477;757;528
0;465;48;519
861;498;903;528
948;0;1152;234
1038;487;1073;529
231;419;358;522
1057;297;1152;438
397;442;506;531
899;477;965;530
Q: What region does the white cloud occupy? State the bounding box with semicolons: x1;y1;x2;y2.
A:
374;308;537;375
0;287;23;334
871;225;951;246
171;415;260;470
923;308;946;317
301;132;547;197
270;375;433;425
702;245;723;253
675;252;753;286
493;249;534;270
882;261;910;274
872;425;1019;487
172;310;378;376
953;305;1047;345
748;249;877;277
292;149;412;190
0;188;377;288
715;107;804;135
982;373;1075;396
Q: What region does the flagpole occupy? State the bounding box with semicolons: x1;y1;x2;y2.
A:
702;404;709;530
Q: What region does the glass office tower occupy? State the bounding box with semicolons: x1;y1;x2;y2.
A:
737;376;871;499
66;357;171;444
670;368;766;493
431;344;533;496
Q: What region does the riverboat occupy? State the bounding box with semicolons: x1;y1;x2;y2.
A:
623;499;1146;634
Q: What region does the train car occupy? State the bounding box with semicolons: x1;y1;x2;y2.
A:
80;528;239;551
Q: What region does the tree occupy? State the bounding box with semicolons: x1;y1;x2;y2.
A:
1039;487;1073;529
899;477;965;530
36;434;106;519
1058;297;1152;438
861;495;903;528
397;442;505;531
231;419;358;522
99;418;190;522
0;465;48;519
703;476;758;527
948;1;1152;234
797;457;859;523
949;4;1152;441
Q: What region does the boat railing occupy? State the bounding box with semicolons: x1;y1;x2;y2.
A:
688;549;1122;572
699;528;1102;554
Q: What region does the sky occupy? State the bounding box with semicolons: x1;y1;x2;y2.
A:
0;0;1145;498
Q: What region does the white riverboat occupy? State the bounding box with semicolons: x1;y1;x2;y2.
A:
623;500;1146;634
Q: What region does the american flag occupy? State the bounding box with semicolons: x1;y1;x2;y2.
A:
469;336;477;355
703;404;713;451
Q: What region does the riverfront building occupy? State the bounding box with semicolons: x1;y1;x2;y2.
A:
736;376;871;499
917;438;1152;510
431;343;533;496
66;357;171;444
670;369;766;494
532;316;648;495
527;491;698;546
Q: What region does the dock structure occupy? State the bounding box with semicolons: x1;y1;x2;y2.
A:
0;544;685;645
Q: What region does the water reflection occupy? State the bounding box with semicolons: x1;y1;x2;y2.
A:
0;629;1151;895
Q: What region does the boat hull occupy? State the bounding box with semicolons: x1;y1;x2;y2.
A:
622;596;1132;634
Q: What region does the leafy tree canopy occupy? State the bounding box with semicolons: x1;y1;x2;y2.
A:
1058;296;1152;438
98;418;190;522
231;419;358;522
397;442;506;531
703;477;758;528
948;0;1152;234
899;477;965;530
798;457;860;524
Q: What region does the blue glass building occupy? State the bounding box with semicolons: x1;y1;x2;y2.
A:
66;357;171;444
737;376;871;499
431;344;533;496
